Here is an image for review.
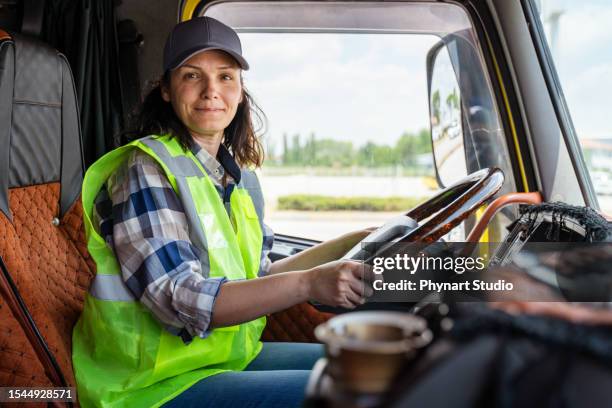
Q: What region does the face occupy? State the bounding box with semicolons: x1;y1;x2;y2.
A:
162;49;243;141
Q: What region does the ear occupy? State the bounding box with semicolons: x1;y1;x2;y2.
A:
161;83;171;102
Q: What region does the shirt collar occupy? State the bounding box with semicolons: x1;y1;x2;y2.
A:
190;142;242;185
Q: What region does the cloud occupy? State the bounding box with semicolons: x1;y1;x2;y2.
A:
541;1;612;139
241;34;343;78
554;6;612;63
564;63;612;139
240;33;438;148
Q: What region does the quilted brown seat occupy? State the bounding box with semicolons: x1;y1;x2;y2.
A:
262;302;333;342
0;29;92;393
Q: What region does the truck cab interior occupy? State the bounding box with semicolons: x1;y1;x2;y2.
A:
0;0;611;407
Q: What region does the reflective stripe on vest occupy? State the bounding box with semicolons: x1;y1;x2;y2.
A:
72;135;266;408
89;273;135;301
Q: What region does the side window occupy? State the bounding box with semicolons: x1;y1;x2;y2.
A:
533;0;612;215
206;2;516;240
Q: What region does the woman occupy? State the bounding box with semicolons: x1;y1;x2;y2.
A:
73;16;374;408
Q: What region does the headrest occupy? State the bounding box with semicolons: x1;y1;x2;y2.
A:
0;30;84;219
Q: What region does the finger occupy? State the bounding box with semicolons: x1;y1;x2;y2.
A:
350;262;376;283
345;289;364;308
364;264;377;283
363;282;374;298
348;278;370;302
348;276;374;298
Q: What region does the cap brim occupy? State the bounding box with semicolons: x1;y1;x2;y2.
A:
169;46;249;71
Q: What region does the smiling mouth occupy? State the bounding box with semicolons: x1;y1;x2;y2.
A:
196;108;224;112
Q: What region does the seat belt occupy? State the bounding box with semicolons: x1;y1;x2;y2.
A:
21;0;46;37
117;19;143;125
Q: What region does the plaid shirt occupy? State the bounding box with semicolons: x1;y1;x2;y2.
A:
92;142;274;342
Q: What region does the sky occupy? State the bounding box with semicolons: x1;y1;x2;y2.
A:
237;0;612;154
240;33;439;152
540;0;612;140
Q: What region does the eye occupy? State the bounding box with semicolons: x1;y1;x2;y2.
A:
183;71;200;80
221;73;233;81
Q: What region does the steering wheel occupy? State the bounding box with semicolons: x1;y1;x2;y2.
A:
344;167;505;261
268;168;505;331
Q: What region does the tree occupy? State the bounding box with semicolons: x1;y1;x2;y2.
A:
282;133;289;165
312;139;354;166
357;141;377;167
357;142;397;167
432;90;441;125
395;129;431;167
446;89;460;111
303;133;317;165
291;133;302;164
263;135;276;163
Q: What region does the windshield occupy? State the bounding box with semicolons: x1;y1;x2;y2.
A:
534;0;612;215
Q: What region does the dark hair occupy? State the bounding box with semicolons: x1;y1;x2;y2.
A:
121;71;266;168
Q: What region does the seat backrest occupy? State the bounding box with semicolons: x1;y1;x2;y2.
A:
0;29;94;389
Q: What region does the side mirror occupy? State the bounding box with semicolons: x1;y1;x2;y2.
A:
426;41;468;188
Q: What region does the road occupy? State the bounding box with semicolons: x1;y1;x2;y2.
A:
266;210;399;241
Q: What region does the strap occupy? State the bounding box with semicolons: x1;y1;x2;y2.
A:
90;274;135;302
0;253;67;389
117;19;143;122
139;137;205;177
20;0;46;37
239;170;265;221
0;31;13;219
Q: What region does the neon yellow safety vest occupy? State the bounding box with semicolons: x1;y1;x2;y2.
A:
72;135;266;408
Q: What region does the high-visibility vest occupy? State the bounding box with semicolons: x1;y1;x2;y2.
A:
73;135;266;408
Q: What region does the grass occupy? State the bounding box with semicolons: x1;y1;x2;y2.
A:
261;165;433;177
277;194;428;212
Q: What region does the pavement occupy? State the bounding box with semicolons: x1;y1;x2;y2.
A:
266;210;399;241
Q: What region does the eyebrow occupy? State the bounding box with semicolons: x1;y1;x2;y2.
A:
180;64;239;70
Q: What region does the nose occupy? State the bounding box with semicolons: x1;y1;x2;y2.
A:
200;78;219;100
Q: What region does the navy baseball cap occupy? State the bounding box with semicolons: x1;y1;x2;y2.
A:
163;16;249;72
